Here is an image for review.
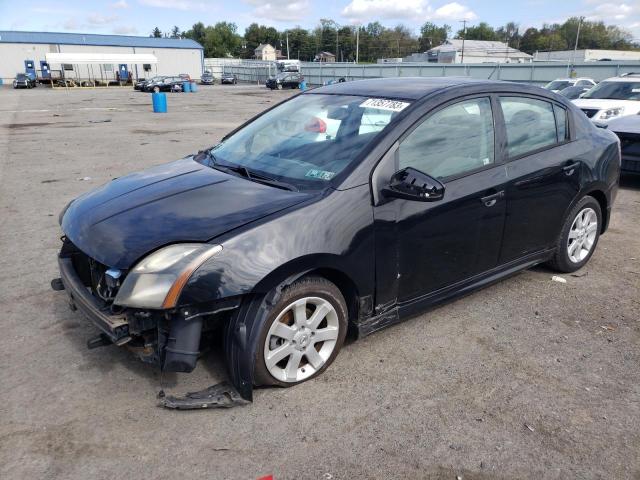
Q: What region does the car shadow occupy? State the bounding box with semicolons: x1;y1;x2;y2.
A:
620;174;640;190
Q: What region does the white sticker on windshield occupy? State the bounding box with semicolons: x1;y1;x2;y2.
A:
360;98;410;112
632;88;640;93
305;169;336;180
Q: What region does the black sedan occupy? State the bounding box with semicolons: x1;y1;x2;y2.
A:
558;85;591;100
54;78;620;405
266;72;303;90
220;73;237;84
142;76;185;92
13;73;36;89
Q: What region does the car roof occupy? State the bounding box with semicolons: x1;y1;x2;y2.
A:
307;77;501;100
601;74;640;82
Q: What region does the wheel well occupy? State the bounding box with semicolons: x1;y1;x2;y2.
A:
586;189;608;233
303;268;359;327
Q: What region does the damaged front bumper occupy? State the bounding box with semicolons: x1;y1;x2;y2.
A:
54;243;250;407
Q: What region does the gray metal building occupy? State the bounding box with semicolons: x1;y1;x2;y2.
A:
0;31;203;84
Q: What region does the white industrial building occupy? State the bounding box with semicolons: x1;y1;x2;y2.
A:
0;31;203;85
534;49;640;63
405;39;532;64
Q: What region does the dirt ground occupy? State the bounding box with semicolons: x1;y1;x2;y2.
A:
0;84;638;480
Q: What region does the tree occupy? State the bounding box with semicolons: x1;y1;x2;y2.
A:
455;22;499;41
419;22;450;51
183;22;206;47
170;26;181;39
151;27;162;38
201;22;242;58
496;22;520;48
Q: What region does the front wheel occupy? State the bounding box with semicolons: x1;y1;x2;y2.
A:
276;83;283;90
548;196;602;273
254;277;348;387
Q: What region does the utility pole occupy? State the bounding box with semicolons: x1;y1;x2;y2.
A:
460;19;467;64
286;32;290;60
356;25;360;63
568;16;584;77
336;26;339;61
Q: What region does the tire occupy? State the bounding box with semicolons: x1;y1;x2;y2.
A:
153;86;160;93
276;83;283;90
547;195;602;273
254;276;348;388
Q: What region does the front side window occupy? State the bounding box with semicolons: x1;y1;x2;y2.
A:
500;97;558;158
398;97;495;179
211;94;405;189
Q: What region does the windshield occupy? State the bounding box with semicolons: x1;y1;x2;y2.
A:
16;74;26;79
581;81;640;100
545;80;572;90
209;94;407;189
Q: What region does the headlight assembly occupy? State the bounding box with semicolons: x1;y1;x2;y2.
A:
600;107;624;120
114;243;222;309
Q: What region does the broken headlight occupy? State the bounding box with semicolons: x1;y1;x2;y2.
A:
114;243;222;309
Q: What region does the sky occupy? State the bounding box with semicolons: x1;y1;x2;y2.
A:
0;0;638;41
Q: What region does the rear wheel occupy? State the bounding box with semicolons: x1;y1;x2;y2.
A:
548;196;602;273
254;277;347;387
276;83;283;90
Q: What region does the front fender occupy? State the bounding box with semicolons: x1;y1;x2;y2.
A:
177;185;375;308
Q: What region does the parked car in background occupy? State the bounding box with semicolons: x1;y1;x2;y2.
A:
134;76;165;91
13;73;36;89
200;71;215;85
573;74;640;126
220;73;238;85
54;77;619;404
558;85;591;100
143;76;186;92
266;72;303;90
545;78;596;93
607;114;640;174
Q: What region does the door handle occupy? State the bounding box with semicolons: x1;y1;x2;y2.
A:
480;190;505;207
562;162;580;176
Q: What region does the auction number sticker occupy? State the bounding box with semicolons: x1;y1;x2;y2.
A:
360;98;410;112
305;169;336;180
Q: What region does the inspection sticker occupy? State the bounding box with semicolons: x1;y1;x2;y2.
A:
305;169;336;180
360;98;410;112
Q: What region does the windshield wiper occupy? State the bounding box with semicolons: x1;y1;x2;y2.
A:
201;149;298;192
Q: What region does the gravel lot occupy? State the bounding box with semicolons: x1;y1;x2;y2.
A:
0;84;639;480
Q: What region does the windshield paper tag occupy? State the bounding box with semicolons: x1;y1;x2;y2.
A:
305;169;336;180
360;98;410;112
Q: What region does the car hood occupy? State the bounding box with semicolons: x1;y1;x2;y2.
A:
61;157;312;269
572;99;640;112
607;115;640;134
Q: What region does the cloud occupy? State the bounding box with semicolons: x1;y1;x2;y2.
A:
62;18;81;30
585;3;635;22
113;25;138;34
342;0;428;20
87;13;120;25
431;2;476;21
138;0;206;10
111;0;129;8
341;0;476;22
242;0;310;22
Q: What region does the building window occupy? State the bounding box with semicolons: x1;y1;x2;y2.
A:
62;64;74;71
143;64;152;72
103;64;113;72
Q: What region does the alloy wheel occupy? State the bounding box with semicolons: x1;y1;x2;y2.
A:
263;296;340;383
567;207;598;263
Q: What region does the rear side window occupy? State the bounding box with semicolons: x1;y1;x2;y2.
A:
554;104;568;142
500;97;558;157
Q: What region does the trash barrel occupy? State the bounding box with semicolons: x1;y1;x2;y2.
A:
152;92;167;113
182;81;191;93
190;81;197;92
299;81;307;90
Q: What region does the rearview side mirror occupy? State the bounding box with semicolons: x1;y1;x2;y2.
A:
382;167;445;202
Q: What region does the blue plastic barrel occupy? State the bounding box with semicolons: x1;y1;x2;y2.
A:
190;81;197;92
299;81;307;90
152;92;167;113
182;81;191;93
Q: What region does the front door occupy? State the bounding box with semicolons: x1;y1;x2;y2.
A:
373;96;508;308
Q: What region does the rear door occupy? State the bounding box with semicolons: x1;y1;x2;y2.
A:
497;96;582;263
